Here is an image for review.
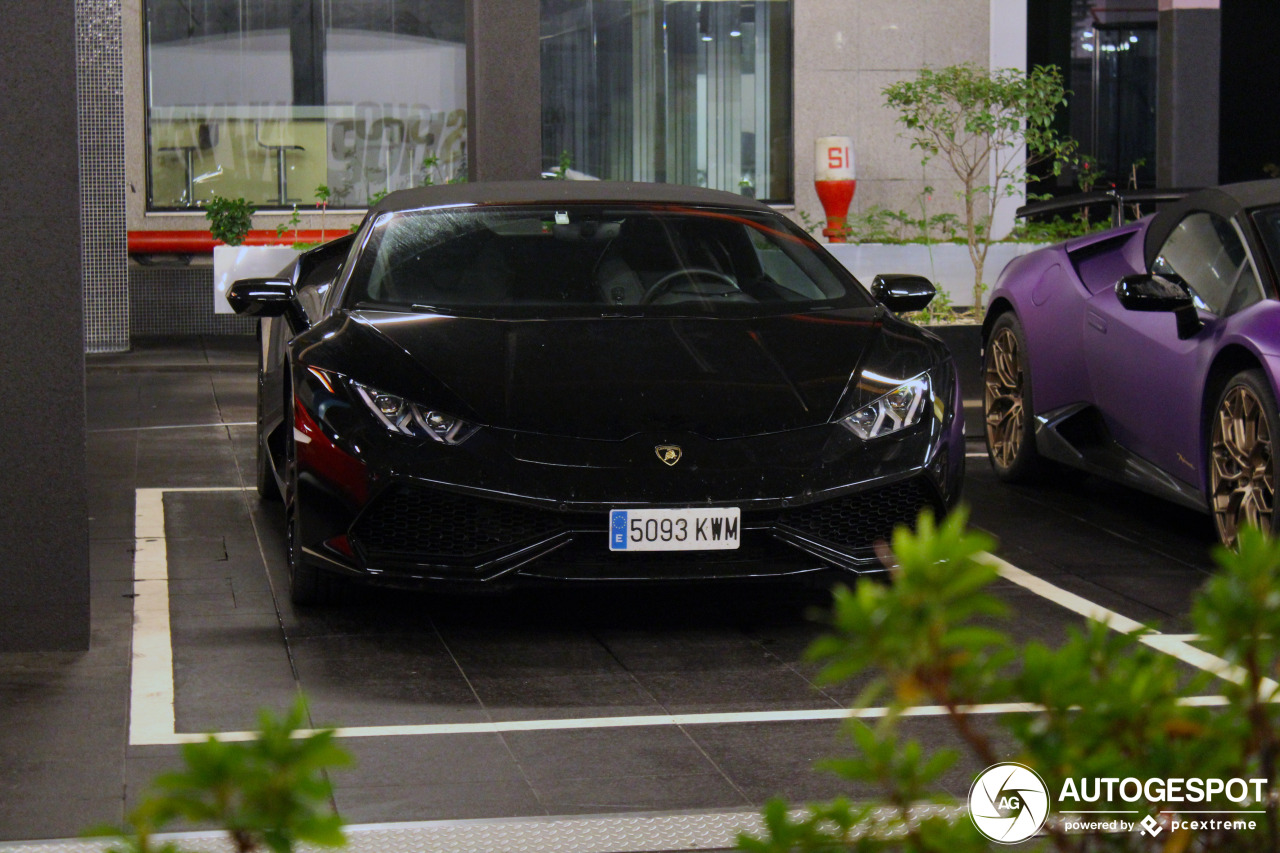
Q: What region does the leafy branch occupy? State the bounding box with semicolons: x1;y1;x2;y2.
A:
741;509;1280;851
91;698;351;853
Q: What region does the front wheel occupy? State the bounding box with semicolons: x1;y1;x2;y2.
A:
1208;370;1279;548
983;312;1043;482
254;324;281;501
283;395;342;606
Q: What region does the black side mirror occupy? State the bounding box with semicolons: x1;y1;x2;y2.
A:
1115;273;1202;339
871;274;936;313
227;278;309;331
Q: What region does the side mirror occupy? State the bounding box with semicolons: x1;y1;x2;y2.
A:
1115;273;1202;339
871;274;936;313
227;278;309;331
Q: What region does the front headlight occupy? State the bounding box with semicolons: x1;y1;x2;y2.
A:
839;372;931;440
352;382;478;445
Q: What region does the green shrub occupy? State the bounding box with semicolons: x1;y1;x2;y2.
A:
204;195;256;246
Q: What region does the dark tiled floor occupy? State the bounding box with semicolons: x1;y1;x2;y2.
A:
0;335;1224;843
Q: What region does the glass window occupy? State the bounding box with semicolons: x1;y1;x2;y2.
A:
1064;1;1158;189
1251;206;1280;297
540;1;793;203
1152;212;1263;316
144;0;467;210
347;204;863;316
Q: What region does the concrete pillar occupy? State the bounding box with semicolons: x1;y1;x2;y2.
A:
1157;0;1220;187
466;0;542;182
0;5;90;650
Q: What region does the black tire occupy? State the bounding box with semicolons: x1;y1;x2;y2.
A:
983;311;1044;482
1208;369;1279;548
283;392;342;606
255;433;281;501
254;323;281;501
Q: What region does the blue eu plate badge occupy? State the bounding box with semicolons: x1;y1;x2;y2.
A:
610;510;629;550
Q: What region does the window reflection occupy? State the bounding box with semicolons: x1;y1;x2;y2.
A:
1153;212;1262;317
540;1;793;203
145;0;467;210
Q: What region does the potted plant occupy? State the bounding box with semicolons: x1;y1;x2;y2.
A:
207;193;302;314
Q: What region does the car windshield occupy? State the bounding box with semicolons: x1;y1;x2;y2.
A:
344;203;872;317
1251;205;1280;277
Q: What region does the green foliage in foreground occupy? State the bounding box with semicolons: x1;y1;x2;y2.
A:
91;698;351;853
740;510;1280;852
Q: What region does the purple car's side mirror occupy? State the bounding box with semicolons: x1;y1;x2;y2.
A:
1116;273;1203;339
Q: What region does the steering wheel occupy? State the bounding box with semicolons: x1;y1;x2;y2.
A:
639;268;739;305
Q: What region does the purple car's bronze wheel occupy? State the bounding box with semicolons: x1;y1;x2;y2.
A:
983;312;1041;481
1210;371;1277;548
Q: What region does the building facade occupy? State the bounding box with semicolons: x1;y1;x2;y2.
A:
76;0;1240;348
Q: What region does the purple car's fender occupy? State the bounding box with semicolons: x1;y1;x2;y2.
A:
1191;303;1280;486
984;223;1148;416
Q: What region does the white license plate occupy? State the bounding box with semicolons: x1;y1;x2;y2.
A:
608;508;741;551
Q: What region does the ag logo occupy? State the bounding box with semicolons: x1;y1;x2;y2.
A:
655;445;682;467
968;762;1050;844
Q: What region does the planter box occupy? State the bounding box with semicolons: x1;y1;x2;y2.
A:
824;241;1048;308
927;323;984;439
213;245;302;313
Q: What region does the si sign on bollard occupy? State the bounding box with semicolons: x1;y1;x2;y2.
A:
815;136;855;243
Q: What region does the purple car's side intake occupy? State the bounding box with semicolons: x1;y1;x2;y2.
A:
982;179;1280;546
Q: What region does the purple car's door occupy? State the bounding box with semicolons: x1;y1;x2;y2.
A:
1081;211;1266;488
1081;285;1209;487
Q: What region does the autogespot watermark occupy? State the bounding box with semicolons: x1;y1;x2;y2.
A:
968;763;1267;843
968;763;1051;843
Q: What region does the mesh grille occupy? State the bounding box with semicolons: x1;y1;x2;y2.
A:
352;486;566;560
352;479;939;568
131;266;256;336
778;479;939;548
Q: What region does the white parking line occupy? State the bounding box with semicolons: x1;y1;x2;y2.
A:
140;703;1045;746
130;487;249;745
983;553;1279;694
93;422;255;433
130;488;1242;746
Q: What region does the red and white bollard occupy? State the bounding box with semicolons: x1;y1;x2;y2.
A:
814;136;856;242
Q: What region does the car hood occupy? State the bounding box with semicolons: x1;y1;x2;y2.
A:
324;308;915;440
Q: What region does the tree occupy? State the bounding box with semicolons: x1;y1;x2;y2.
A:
883;64;1075;314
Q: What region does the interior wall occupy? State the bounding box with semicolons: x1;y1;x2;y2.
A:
82;0;130;352
0;3;91;650
790;0;992;232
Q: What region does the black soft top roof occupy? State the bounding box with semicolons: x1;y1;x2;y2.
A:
368;180;779;217
1144;179;1280;269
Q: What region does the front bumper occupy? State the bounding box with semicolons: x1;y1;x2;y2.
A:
291;359;964;588
316;473;946;585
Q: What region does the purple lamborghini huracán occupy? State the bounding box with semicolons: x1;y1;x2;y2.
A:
982;180;1280;546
